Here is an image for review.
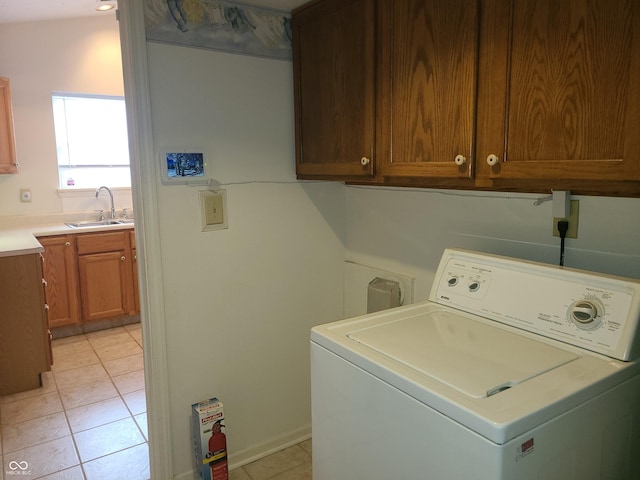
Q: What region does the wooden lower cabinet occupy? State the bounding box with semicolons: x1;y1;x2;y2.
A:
0;253;51;395
39;235;81;328
131;230;139;313
38;228;139;328
76;230;137;322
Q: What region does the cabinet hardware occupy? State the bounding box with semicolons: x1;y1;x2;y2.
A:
486;154;499;166
360;156;371;166
454;155;466;166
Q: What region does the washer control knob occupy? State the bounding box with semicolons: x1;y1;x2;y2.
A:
447;277;459;287
469;281;480;292
569;299;602;330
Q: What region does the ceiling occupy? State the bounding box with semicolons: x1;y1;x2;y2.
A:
0;0;307;25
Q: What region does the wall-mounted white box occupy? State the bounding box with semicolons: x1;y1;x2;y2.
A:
344;261;414;318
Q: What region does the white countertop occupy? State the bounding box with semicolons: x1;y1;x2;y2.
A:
0;214;134;258
0;231;45;257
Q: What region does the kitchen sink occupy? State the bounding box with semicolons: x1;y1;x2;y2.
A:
66;219;134;228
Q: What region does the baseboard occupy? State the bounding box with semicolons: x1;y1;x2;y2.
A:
173;424;311;480
51;314;141;339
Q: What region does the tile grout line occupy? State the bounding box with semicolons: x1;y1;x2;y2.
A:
0;325;148;479
0;326;148;478
51;331;90;480
77;326;148;476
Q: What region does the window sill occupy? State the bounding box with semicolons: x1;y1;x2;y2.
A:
56;186;132;198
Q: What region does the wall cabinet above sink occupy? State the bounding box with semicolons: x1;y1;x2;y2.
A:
292;0;640;197
0;77;18;174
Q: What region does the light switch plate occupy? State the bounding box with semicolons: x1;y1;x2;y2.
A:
199;189;228;231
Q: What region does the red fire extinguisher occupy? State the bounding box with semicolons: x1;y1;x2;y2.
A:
207;420;228;480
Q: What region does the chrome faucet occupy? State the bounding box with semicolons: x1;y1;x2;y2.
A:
95;186;116;219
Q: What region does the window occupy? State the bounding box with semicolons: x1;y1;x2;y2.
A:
52;93;131;189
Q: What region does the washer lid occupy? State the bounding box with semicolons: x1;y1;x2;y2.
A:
347;310;578;399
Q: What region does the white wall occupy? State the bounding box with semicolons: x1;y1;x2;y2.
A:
144;43;346;476
344;187;640;315
0;16;132;217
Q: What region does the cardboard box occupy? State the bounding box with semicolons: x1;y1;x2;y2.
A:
192;398;228;480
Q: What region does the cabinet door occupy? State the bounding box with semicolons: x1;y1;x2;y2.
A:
380;0;480;181
480;0;640;191
293;0;376;179
78;251;134;322
39;235;81;328
0;77;18;174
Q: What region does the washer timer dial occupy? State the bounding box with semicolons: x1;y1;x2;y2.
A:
568;298;604;330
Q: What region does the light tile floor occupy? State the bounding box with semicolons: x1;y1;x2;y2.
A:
230;439;312;480
0;324;311;480
0;324;148;480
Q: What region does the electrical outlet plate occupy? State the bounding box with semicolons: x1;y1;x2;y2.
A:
200;189;228;231
20;188;32;202
553;200;579;239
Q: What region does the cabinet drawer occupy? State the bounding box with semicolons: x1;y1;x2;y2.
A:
76;231;128;255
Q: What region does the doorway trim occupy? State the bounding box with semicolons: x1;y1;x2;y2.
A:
118;2;173;478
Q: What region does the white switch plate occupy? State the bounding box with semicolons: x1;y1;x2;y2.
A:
199;189;228;231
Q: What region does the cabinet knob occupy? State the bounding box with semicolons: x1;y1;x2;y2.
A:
121;256;126;262
486;154;500;166
65;242;71;247
454;154;466;166
360;156;371;166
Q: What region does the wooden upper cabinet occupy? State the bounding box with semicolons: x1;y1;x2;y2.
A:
379;0;480;182
293;0;640;195
293;0;376;179
0;77;18;174
477;0;640;191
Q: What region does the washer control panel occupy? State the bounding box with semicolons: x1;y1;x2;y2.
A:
430;249;640;361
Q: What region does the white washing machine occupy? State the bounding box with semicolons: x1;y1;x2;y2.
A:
311;249;640;480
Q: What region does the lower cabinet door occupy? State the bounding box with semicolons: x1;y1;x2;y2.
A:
78;250;134;322
39;235;81;328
